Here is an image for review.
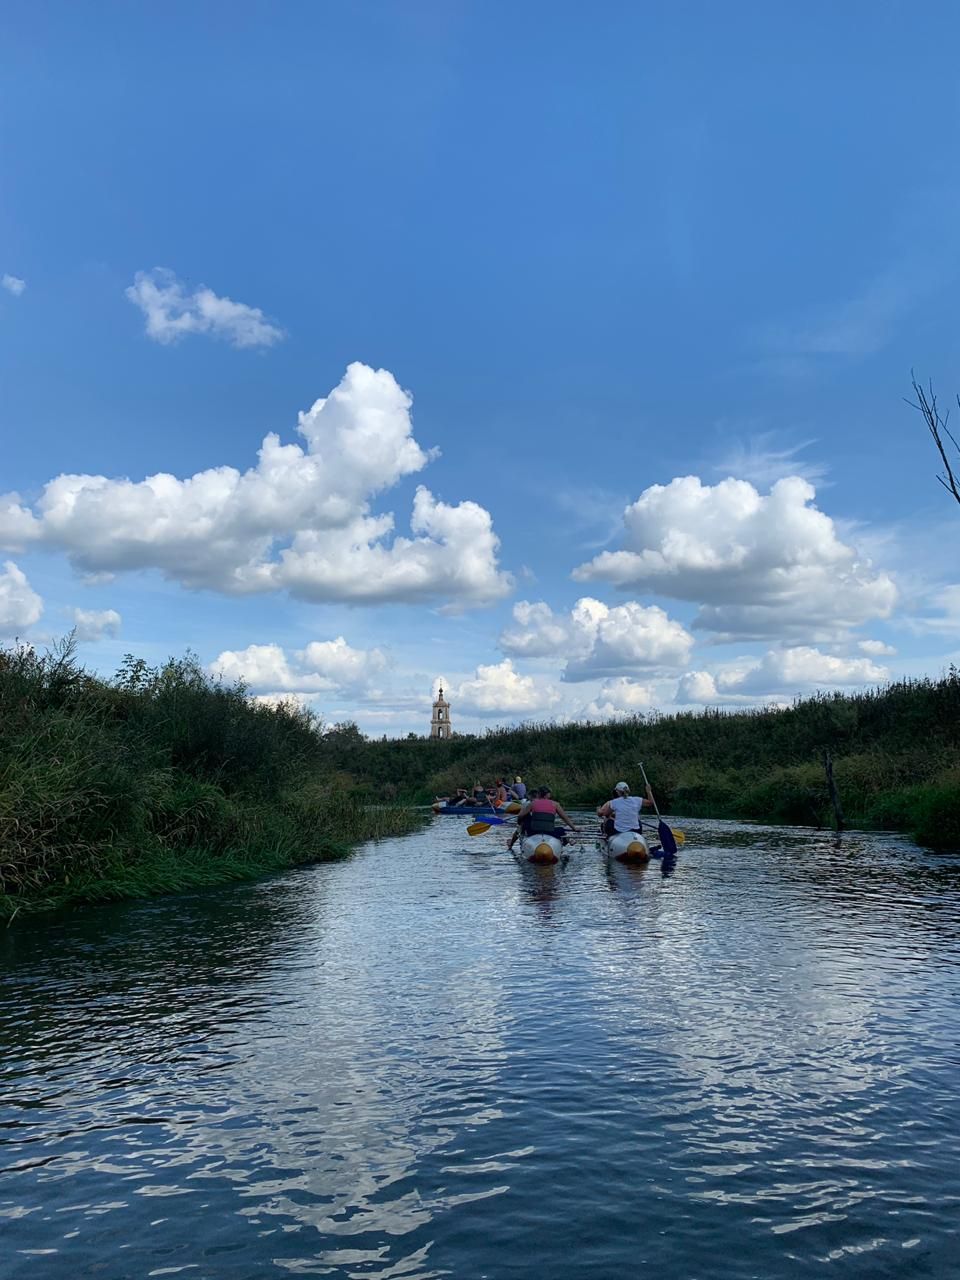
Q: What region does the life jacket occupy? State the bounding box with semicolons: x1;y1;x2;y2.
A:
528;798;558;834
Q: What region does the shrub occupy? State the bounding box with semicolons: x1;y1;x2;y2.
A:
909;783;960;851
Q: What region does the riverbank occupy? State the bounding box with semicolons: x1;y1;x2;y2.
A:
0;800;425;923
0;641;423;922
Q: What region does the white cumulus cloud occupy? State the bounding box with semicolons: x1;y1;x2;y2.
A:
676;645;890;704
499;600;570;657
579;677;657;720
0;495;40;549
210;637;388;697
70;608;121;642
500;596;693;681
274;485;508;606
0;561;43;634
574;475;896;643
0;363;511;608
453;659;560;717
2;274;26;296
858;638;897;657
126;267;285;348
675;670;721;704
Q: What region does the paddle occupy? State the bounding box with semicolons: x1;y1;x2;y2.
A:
637;761;678;857
467;816;510;835
468;816;580;847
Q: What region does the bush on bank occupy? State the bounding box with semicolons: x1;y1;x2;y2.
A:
0;641;420;921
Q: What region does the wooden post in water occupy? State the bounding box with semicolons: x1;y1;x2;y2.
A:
822;750;844;833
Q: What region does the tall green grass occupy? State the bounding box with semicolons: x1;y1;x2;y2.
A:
0;640;422;921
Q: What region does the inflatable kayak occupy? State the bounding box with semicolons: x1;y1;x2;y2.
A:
602;831;659;862
518;833;566;864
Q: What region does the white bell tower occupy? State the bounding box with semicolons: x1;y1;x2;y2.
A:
430;685;452;739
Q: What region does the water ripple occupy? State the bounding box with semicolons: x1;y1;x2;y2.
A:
2;817;959;1277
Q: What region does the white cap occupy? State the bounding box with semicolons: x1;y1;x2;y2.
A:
615;781;629;792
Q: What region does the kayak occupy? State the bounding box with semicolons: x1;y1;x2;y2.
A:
602;831;657;862
433;804;500;817
432;801;521;817
518;833;566;864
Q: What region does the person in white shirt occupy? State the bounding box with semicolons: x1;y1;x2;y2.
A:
597;780;654;836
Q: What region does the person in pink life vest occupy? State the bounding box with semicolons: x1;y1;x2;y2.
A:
507;786;578;850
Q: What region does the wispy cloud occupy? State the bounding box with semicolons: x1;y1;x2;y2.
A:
126;267;285;348
2;274;26;297
760;261;934;367
906;584;960;635
713;430;828;488
552;483;630;551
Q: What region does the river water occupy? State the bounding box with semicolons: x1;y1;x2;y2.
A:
2;817;959;1279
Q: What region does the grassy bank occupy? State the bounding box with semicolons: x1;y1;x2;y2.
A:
0;641;423;922
315;671;960;850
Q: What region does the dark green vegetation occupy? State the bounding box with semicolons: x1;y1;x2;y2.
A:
0;641;421;921
324;671;960;851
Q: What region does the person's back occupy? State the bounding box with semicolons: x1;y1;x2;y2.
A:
610;792;642;832
511;776;527;801
597;780;652;835
509;786;578;849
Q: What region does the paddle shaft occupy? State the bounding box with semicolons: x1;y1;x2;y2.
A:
637;762;662;820
638;761;678;857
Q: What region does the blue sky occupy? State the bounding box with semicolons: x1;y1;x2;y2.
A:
2;0;960;734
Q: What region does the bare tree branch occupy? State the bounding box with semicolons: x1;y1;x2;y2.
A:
907;373;960;507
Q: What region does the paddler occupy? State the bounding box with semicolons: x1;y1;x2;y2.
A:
597;780;654;837
509;775;527;801
507;786;578;850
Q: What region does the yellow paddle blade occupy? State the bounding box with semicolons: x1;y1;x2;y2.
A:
467;821;493;836
671;829;685;846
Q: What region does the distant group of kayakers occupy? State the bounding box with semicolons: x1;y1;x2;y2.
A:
443;777;528;807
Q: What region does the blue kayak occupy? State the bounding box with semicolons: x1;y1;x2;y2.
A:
432;804;515;818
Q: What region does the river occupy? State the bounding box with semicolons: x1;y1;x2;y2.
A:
2;817;959;1279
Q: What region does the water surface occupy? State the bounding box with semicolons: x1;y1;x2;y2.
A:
2;818;960;1278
